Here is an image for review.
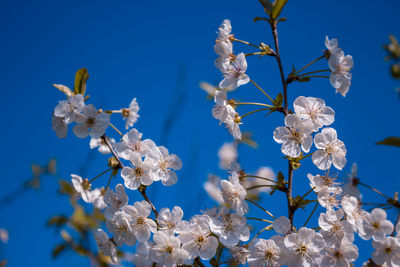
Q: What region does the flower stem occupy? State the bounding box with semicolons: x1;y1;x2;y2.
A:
295;55;326;75
109;123;123;137
88;168;112;184
249;80;275;104
359;182;391;200
298;69;330;77
240;108;271;119
232;38;260;49
243;175;276;183
235;102;274;108
245;198;276;219
246;217;273;224
247;225;271;245
303;201;318;227
305;75;329;79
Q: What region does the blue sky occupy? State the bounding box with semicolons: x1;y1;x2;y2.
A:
0;0;399;266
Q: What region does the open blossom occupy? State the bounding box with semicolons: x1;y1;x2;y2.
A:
54;94;85;124
372;236;400;266
124;201;157;243
132;241;154;267
121;154;155;190
73;104;110;138
89;137;115;154
273;216;291;235
219;53;250;90
178;219;218;260
104;184;128;219
321;239;359;267
230;246;250;265
273;114;313;158
52;114;68;138
318;209;354;247
360;208;394;241
106;211;136;246
293;96;334;132
150;231;188;267
71;174;93;203
248;238;282;267
203;174;224;204
148;146;182;186
325;36;353;97
122;98;140;129
308;173;341;193
218;142;238;170
312;127;346;170
95;229;117;263
207;207;250;246
214;19;233;56
284;227;325;267
220;172;248;215
157;206;189;234
115;128;156;160
341;195;367;235
343;162;361;199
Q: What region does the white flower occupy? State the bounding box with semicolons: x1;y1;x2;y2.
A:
115;128;156;160
218;142;238;170
372;236;400;266
318;209;354;247
329;52;353;97
214;19;233;57
293;96;334;132
150;231;188;267
360;208;394;241
343;163;362;200
284;227;325;267
248;238;282;267
124;201;157;243
132;241;154;267
89;137;115;154
148;146;182;186
273;114;313;158
312;127;346;170
104;184;128;219
121;154;155;190
212;89;234;123
90;188;107;210
122;98;140;130
54;94;85;124
94;229;117;263
320;239;359;267
178;219;218;260
325;36;339;53
73;104;110;138
157;206;189;234
317;188;342;211
225;113;242;140
203;174;224;204
207;207;250;246
219;53;250;90
273;216;291;235
308;173;341;193
230;246;250;265
341;195;367;235
216;19;232;41
220;172;248;215
0;229;9;243
71;174;92;203
106;211;136;246
51;114;68;138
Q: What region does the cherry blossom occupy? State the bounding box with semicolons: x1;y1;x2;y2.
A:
219;53;250;90
73;104;110;138
122;98;140;129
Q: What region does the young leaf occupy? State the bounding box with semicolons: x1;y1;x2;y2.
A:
53;84;73;97
272;0;288;20
74;68;89;95
376;136;400;147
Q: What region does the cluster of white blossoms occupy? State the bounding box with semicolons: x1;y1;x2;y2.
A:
325;36;354;97
50;15;399;267
273;95;347;170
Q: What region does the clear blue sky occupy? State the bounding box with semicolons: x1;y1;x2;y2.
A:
0;0;399;266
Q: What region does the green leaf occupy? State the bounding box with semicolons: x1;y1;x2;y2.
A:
253;17;269;23
275;93;283;106
376;136;400;147
47;215;68;227
272;0;288;20
73;68;89;95
258;0;273;16
52;243;68;259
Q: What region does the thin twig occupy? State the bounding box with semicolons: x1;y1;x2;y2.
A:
303;201;319;227
246;198;276;219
